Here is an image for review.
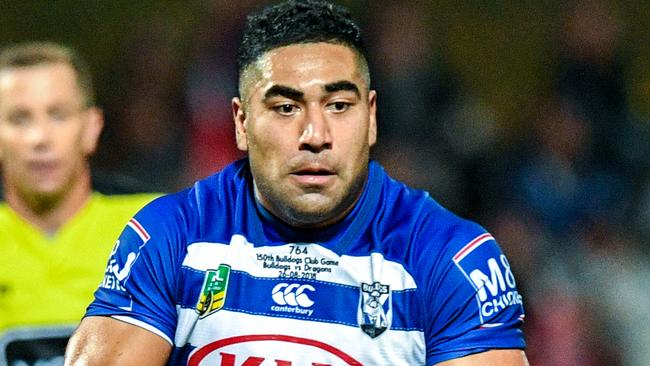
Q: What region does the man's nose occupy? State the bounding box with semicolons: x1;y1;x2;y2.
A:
25;118;52;148
299;105;332;152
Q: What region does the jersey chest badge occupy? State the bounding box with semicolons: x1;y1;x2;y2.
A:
357;281;391;338
196;264;231;318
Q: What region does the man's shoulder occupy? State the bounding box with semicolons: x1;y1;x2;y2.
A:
408;195;489;257
0;202;10;216
0;202;31;228
0;202;20;229
374;162;456;229
375;164;489;253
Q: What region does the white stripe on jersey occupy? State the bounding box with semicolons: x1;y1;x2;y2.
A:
182;234;417;290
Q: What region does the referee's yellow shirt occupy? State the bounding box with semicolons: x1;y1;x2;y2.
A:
0;192;158;332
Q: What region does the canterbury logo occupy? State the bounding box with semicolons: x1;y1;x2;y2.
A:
271;283;315;308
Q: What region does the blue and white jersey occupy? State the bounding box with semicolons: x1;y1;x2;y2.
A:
88;159;526;365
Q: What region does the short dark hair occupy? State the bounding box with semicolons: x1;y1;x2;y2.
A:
237;0;369;97
0;42;96;107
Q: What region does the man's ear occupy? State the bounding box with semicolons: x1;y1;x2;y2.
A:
232;97;249;152
82;106;104;156
368;90;377;147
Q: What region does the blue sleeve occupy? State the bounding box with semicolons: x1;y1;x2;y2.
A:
420;221;526;365
86;195;186;344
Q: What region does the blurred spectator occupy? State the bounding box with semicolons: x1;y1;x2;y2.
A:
362;2;453;191
0;42;157;364
555;0;650;190
503;95;630;237
486;207;622;366
97;14;190;192
483;1;649;364
362;0;499;214
525;287;620;366
552;0;650;245
556;0;624;163
576;220;650;366
489;93;632;364
181;1;257;185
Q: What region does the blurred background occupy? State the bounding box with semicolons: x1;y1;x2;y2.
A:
1;0;649;364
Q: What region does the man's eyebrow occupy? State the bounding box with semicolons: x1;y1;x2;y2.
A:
324;80;360;97
264;85;304;101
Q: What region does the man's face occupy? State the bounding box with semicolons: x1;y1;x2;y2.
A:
233;43;377;228
0;63;102;202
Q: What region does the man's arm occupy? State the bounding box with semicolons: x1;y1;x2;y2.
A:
437;349;529;366
64;316;172;366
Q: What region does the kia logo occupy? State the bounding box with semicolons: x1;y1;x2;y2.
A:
272;283;315;308
188;334;362;366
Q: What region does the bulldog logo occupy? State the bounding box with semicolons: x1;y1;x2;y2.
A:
357;281;391;338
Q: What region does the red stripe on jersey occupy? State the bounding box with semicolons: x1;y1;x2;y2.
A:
453;233;493;262
128;218;150;241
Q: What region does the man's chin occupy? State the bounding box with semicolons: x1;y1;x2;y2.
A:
293;193;336;213
282;195;350;228
24;183;67;203
32;183;66;197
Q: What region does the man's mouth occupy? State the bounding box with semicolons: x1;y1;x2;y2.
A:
293;168;333;176
28;160;59;174
290;166;336;185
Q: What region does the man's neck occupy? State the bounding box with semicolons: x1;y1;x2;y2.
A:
5;173;93;235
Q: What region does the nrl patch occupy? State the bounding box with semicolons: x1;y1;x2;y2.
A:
196;264;231;318
357;281;391;338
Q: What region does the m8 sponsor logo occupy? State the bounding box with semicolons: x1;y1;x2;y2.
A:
453;233;523;322
469;254;522;318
